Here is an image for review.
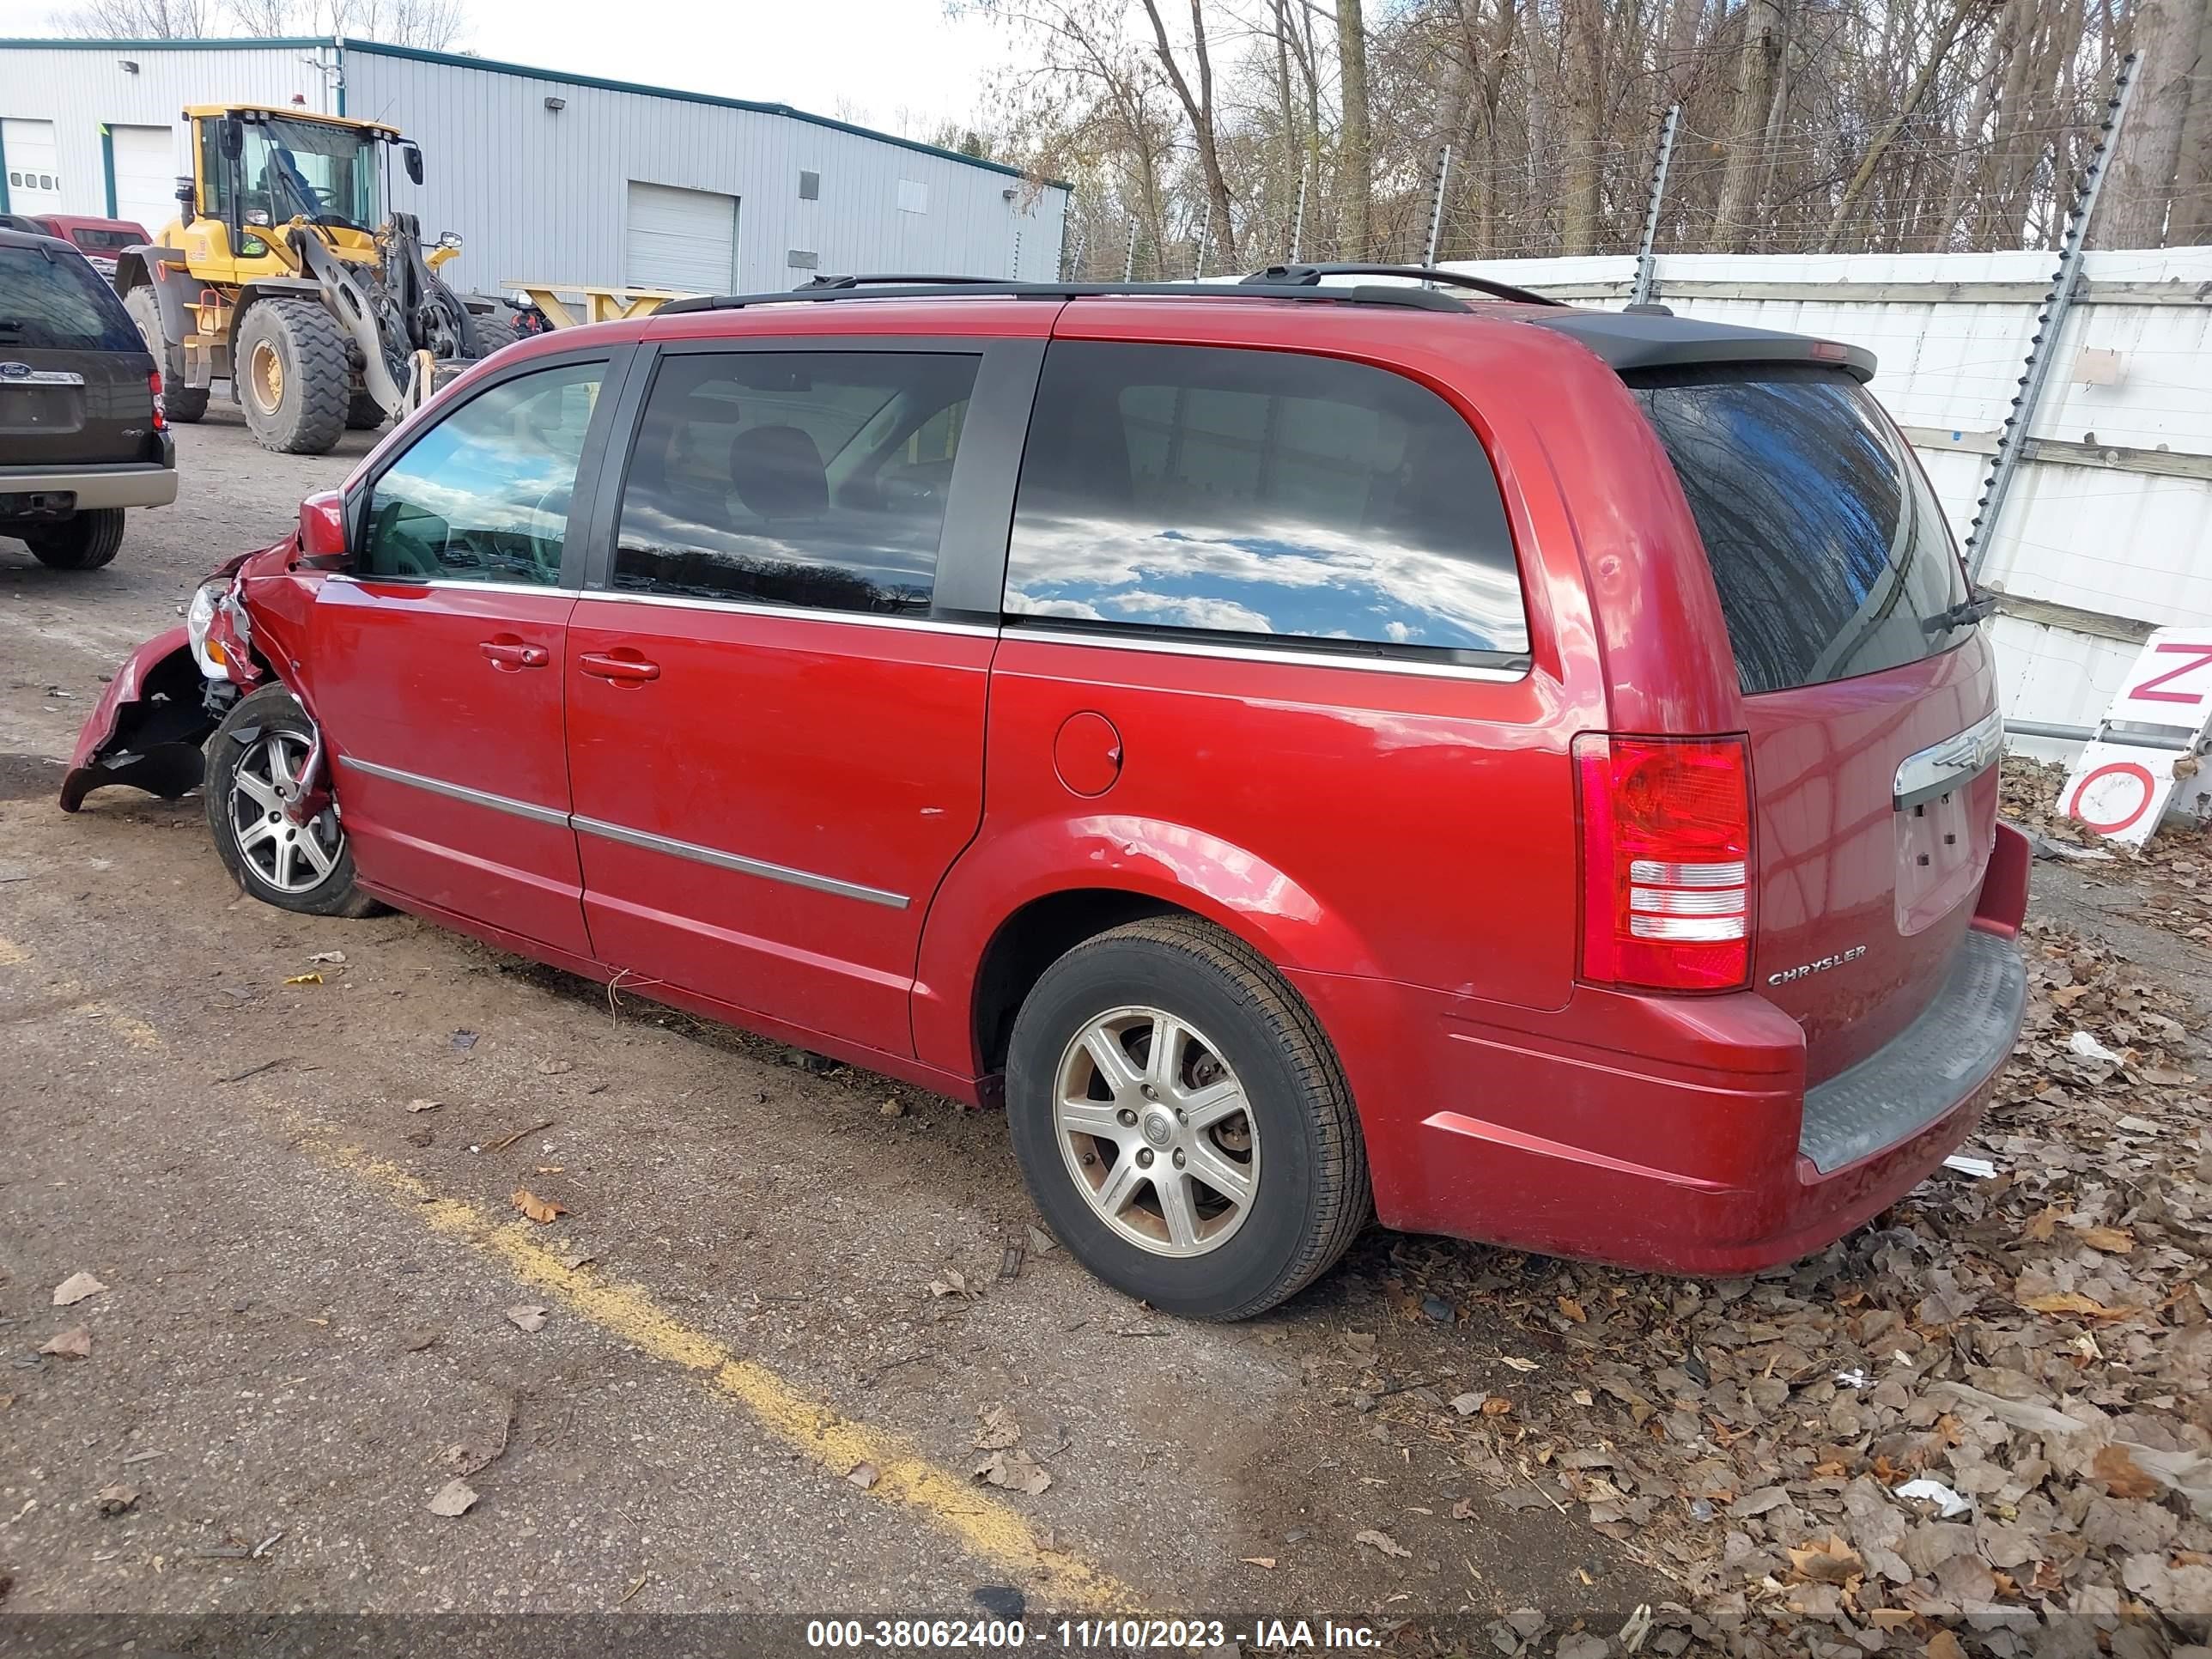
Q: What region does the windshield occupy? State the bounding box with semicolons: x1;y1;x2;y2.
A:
241;116;380;229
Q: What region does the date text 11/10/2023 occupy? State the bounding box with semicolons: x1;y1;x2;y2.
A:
804;1618;1382;1650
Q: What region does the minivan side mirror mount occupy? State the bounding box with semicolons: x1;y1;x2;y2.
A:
297;489;350;570
403;143;424;185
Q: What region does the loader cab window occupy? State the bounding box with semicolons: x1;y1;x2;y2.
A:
239;116;380;231
359;362;607;587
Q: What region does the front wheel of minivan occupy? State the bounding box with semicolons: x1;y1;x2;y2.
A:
205;686;380;919
1005;917;1370;1321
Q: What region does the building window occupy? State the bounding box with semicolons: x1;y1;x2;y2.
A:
799;169;819;201
896;179;927;215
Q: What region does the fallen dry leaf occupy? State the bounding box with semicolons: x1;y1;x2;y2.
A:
1926;1632;1967;1659
94;1485;138;1516
40;1327;91;1360
1557;1295;1588;1324
1354;1528;1412;1559
510;1188;566;1225
2021;1290;2120;1317
847;1462;880;1490
52;1272;106;1307
1496;1355;1540;1373
506;1305;548;1333
2076;1224;2136;1253
973;1404;1023;1450
974;1449;1051;1496
2094;1442;2163;1500
1785;1534;1864;1583
1240;1556;1277;1570
426;1479;477;1517
283;972;323;986
1481;1395;1515;1416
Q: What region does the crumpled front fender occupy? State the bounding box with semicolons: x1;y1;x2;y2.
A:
58;626;222;812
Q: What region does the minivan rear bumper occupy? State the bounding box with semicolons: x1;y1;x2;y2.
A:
1293;823;2032;1275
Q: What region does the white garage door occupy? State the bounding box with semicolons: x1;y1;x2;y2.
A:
624;181;737;295
108;124;176;234
3;118;64;216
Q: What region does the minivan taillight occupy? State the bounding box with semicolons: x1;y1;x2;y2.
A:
1574;733;1753;993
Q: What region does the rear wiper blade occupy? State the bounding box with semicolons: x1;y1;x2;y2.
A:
1925;587;1998;632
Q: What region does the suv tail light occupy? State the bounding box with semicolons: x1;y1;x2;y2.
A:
149;369;167;430
1574;733;1753;992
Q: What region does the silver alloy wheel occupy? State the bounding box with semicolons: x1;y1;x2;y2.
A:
1053;1005;1260;1257
227;731;343;895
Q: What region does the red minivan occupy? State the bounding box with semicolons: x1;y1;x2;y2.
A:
63;266;2028;1319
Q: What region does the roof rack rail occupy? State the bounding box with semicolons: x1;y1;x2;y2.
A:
1242;262;1564;307
798;273;1004;289
655;277;1478;316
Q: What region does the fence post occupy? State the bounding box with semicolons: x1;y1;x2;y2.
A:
1290;172;1308;264
1630;105;1680;308
1422;144;1452;269
1964;52;2139;579
1123;216;1139;282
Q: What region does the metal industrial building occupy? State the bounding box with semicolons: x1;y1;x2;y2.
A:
0;35;1067;297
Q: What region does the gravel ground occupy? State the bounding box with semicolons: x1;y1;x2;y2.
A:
3;411;2210;1655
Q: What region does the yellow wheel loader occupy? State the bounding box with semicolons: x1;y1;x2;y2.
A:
112;106;544;455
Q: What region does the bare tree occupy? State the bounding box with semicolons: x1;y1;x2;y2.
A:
1338;0;1373;258
60;0;221;35
2091;0;2207;244
1139;0;1240;264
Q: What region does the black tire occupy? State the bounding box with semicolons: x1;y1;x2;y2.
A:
125;284;208;423
27;508;125;570
236;299;349;455
460;300;535;360
204;685;380;919
345;390;386;431
1005;916;1370;1321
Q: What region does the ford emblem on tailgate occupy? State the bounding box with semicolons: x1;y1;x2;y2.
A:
0;362;31;380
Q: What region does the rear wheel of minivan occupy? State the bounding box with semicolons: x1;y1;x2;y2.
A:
27;507;125;570
1006;917;1370;1320
205;686;380;918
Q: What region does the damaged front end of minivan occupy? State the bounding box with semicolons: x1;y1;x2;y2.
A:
58;544;276;812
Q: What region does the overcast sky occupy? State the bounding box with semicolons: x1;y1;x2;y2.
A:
0;0;1015;137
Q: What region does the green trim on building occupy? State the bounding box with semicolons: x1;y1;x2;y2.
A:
100;123;117;217
0;122;10;216
0;34;1073;191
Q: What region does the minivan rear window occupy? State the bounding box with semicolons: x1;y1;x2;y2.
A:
0;244;140;351
1626;365;1975;696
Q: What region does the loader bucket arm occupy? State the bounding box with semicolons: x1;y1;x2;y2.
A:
283;228;413;421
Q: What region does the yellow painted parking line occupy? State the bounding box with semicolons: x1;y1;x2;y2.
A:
275;1108;1144;1613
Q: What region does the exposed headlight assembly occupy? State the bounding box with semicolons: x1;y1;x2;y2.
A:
185;578;248;679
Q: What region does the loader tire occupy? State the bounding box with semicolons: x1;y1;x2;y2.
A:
125;285;207;423
237;300;349;456
345;391;386;431
462;301;536;360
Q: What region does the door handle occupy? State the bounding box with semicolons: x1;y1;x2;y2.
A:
479;640;550;670
578;652;661;684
